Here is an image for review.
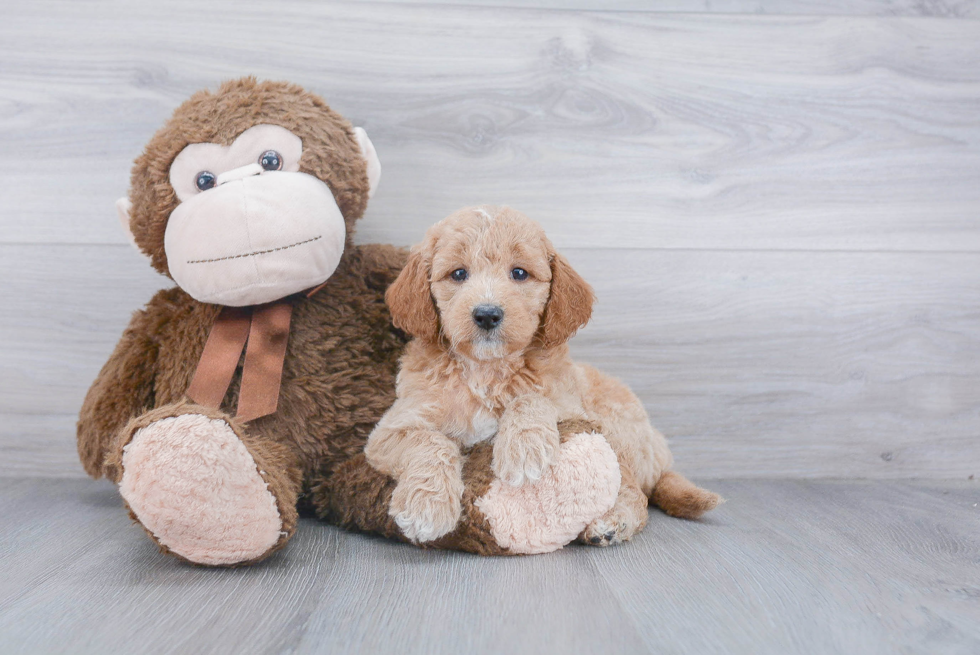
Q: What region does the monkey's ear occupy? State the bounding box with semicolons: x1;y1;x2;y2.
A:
115;197;147;257
385;246;439;342
353;127;381;198
539;251;595;348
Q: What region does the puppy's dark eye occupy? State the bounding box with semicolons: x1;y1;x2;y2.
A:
259;150;283;171
195;171;216;191
450;268;468;282
511;267;529;281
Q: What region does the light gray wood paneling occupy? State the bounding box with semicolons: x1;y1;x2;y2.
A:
1;478;977;654
346;0;980;17
571;248;980;479
1;2;979;251
2;244;977;479
1;1;978;480
0;414;85;479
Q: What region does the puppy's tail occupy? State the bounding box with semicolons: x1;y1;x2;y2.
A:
651;470;723;520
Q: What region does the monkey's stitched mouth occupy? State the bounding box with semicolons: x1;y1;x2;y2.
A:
186;235;323;264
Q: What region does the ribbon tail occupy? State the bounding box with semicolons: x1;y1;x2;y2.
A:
186;306;252;409
236;300;294;423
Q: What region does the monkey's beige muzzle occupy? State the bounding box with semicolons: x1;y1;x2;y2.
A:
164;169;346;306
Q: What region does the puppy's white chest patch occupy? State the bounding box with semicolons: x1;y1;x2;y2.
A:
460;410;499;447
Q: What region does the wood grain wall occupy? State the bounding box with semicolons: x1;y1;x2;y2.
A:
1;0;978;479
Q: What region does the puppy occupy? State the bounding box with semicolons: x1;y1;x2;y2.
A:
366;206;721;545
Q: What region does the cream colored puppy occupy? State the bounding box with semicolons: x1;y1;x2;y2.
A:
366;206;721;545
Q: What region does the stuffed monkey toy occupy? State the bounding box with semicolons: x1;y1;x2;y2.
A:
78;78;622;565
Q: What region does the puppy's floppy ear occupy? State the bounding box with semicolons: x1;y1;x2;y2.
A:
539;251;594;348
386;245;439;341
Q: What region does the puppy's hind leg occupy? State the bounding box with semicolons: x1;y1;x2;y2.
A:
577;364;722;539
578;462;648;547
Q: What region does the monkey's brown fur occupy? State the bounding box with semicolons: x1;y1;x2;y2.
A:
76;78;518;561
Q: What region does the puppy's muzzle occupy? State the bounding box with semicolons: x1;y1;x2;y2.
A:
472;304;504;331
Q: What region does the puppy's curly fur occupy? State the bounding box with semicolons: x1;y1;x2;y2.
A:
366;206;722;546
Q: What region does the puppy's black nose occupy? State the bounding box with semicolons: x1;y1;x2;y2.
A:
472;304;504;331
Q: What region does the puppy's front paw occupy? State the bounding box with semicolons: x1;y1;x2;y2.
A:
389;467;463;543
492;423;560;487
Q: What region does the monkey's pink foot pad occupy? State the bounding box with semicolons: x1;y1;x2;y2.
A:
119;414;283;566
475;432;621;554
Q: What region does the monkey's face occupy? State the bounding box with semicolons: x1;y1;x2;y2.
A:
161;124;346;306
122;79;379;301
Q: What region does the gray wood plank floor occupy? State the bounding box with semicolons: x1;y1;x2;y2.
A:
1;478;977;654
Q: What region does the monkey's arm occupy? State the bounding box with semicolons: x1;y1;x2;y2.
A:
77;307;159;478
312;418;612;556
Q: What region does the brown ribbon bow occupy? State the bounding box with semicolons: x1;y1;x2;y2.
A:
186;300;295;423
186;283;328;422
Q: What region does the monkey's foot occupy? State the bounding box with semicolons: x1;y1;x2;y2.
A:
475;431;621;554
119;414;284;566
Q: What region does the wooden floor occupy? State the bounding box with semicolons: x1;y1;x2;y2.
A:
1;478;977;655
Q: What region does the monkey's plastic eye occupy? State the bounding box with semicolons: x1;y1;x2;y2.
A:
195;171;216;191
259;150;283;171
511;267;529;281
450;268;468;282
